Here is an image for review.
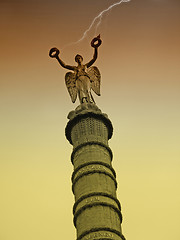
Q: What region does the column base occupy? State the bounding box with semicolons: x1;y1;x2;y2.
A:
77;228;126;240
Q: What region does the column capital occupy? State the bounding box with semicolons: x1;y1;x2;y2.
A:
65;104;113;145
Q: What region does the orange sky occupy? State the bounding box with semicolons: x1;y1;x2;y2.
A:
0;1;180;240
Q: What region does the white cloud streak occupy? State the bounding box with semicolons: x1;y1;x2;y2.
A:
63;0;131;49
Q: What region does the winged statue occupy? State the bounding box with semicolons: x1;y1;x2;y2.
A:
49;35;102;104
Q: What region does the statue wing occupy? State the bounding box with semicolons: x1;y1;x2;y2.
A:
87;66;101;96
65;72;77;103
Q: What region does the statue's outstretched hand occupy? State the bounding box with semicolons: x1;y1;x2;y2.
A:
91;34;102;48
49;47;60;59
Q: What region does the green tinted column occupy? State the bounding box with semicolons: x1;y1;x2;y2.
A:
65;104;125;240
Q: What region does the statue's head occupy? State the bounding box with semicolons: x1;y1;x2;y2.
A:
75;54;83;64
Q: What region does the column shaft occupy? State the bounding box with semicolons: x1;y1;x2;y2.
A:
65;105;125;240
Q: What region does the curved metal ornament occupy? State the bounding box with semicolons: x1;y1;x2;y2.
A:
65;72;77;103
87;66;101;96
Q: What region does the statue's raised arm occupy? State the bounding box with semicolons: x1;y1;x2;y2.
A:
86;34;102;68
49;48;75;71
49;35;102;104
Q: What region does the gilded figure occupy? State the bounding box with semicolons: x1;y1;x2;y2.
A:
49;35;102;104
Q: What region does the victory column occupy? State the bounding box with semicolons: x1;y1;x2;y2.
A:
49;35;126;240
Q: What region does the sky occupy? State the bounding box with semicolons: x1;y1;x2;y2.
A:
0;0;180;239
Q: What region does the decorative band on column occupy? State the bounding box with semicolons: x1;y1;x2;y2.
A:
71;141;113;164
72;170;117;194
93;239;115;240
94;239;114;240
73;202;123;227
72;161;116;181
76;227;126;240
73;192;121;214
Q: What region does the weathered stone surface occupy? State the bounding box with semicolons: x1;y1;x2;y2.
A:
65;104;125;240
65;103;113;144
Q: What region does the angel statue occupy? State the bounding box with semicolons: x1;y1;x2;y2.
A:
49;35;102;104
